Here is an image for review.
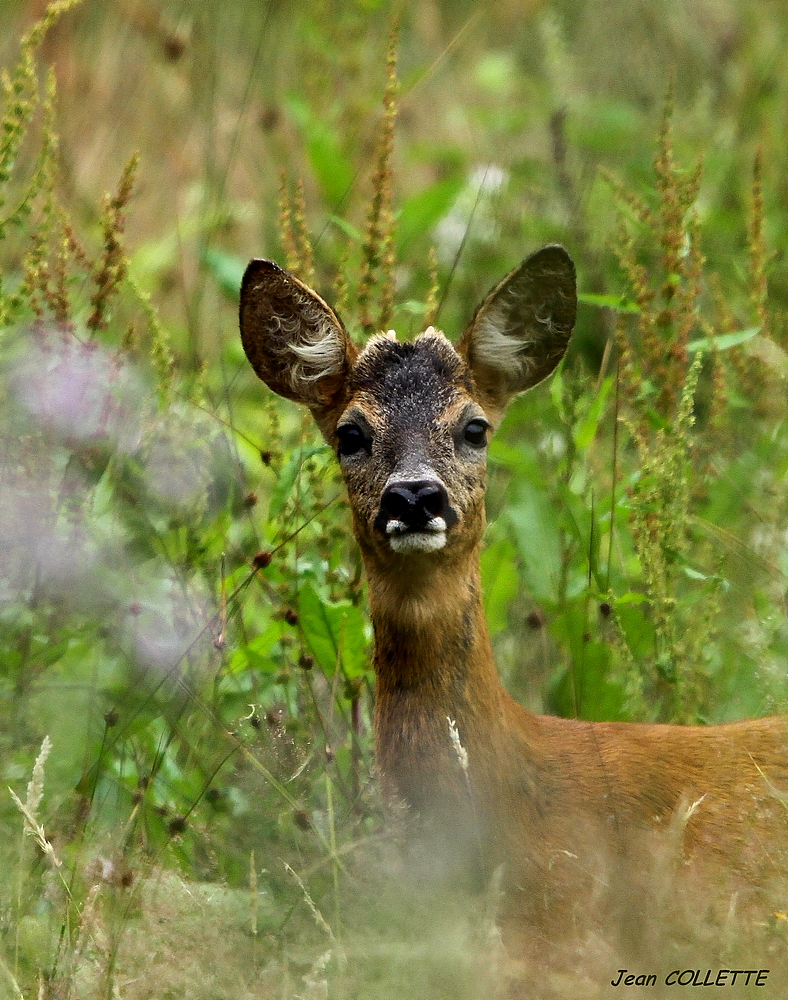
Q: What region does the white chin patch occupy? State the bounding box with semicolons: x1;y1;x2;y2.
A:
389;531;447;554
386;517;447;554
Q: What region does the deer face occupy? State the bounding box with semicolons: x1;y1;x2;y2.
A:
333;330;489;562
239;247;576;566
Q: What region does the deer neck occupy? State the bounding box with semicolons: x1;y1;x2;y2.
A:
362;542;511;812
364;544;500;701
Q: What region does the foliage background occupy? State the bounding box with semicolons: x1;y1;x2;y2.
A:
1;0;788;996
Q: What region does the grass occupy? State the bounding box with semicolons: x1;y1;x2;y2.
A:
2;0;788;996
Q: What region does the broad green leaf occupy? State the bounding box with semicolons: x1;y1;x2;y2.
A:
481;537;519;636
396;175;464;252
548;603;629;721
203;247;246;301
298;582;368;678
229;624;283;675
284;96;355;208
615;602;656;660
548;641;628;722
507;486;562;603
686;327;760;353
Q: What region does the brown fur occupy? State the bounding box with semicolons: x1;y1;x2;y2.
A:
239;248;788;986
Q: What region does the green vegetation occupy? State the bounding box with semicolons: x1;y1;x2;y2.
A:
2;0;788;996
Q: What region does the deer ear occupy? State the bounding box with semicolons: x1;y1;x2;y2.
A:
457;245;576;421
239;259;358;433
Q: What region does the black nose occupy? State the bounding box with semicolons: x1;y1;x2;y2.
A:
375;480;458;533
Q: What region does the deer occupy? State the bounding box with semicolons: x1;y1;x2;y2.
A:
239;245;788;985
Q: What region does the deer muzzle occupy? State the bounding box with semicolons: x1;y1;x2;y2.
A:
374;479;459;553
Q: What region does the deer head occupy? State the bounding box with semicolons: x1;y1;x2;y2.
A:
239;246;577;576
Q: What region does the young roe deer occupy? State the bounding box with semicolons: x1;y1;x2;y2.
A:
239;246;788;966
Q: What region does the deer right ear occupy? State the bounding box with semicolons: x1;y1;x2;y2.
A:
239;259;358;432
457;245;576;423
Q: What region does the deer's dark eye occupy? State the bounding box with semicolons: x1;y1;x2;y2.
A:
463;419;488;448
337;423;369;457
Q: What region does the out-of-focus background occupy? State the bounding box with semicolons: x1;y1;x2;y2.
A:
2;1;788;997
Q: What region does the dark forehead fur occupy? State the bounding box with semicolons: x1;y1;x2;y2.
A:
349;336;473;417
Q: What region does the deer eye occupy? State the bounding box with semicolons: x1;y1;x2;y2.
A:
463;419;488;448
336;423;369;457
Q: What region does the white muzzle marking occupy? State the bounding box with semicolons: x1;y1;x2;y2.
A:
386;516;447;553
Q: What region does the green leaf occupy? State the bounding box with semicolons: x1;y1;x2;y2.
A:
396;175;464;252
203;247;246;301
578;292;640;314
506;486;562;603
284;96;355;208
615;602;656;660
481;537;519;636
549;640;628;722
548;603;629;721
229;624;283;675
91;461;115;517
298;582;368;678
573;376;614;451
268;445;326;522
549;365;566;421
396;299;429;317
326;214;363;242
612;592;647;606
686;327;760;353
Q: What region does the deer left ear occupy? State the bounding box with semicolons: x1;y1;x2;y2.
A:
457;245;576;422
239;259;358;438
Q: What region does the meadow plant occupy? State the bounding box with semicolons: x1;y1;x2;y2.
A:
603;91;784;723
